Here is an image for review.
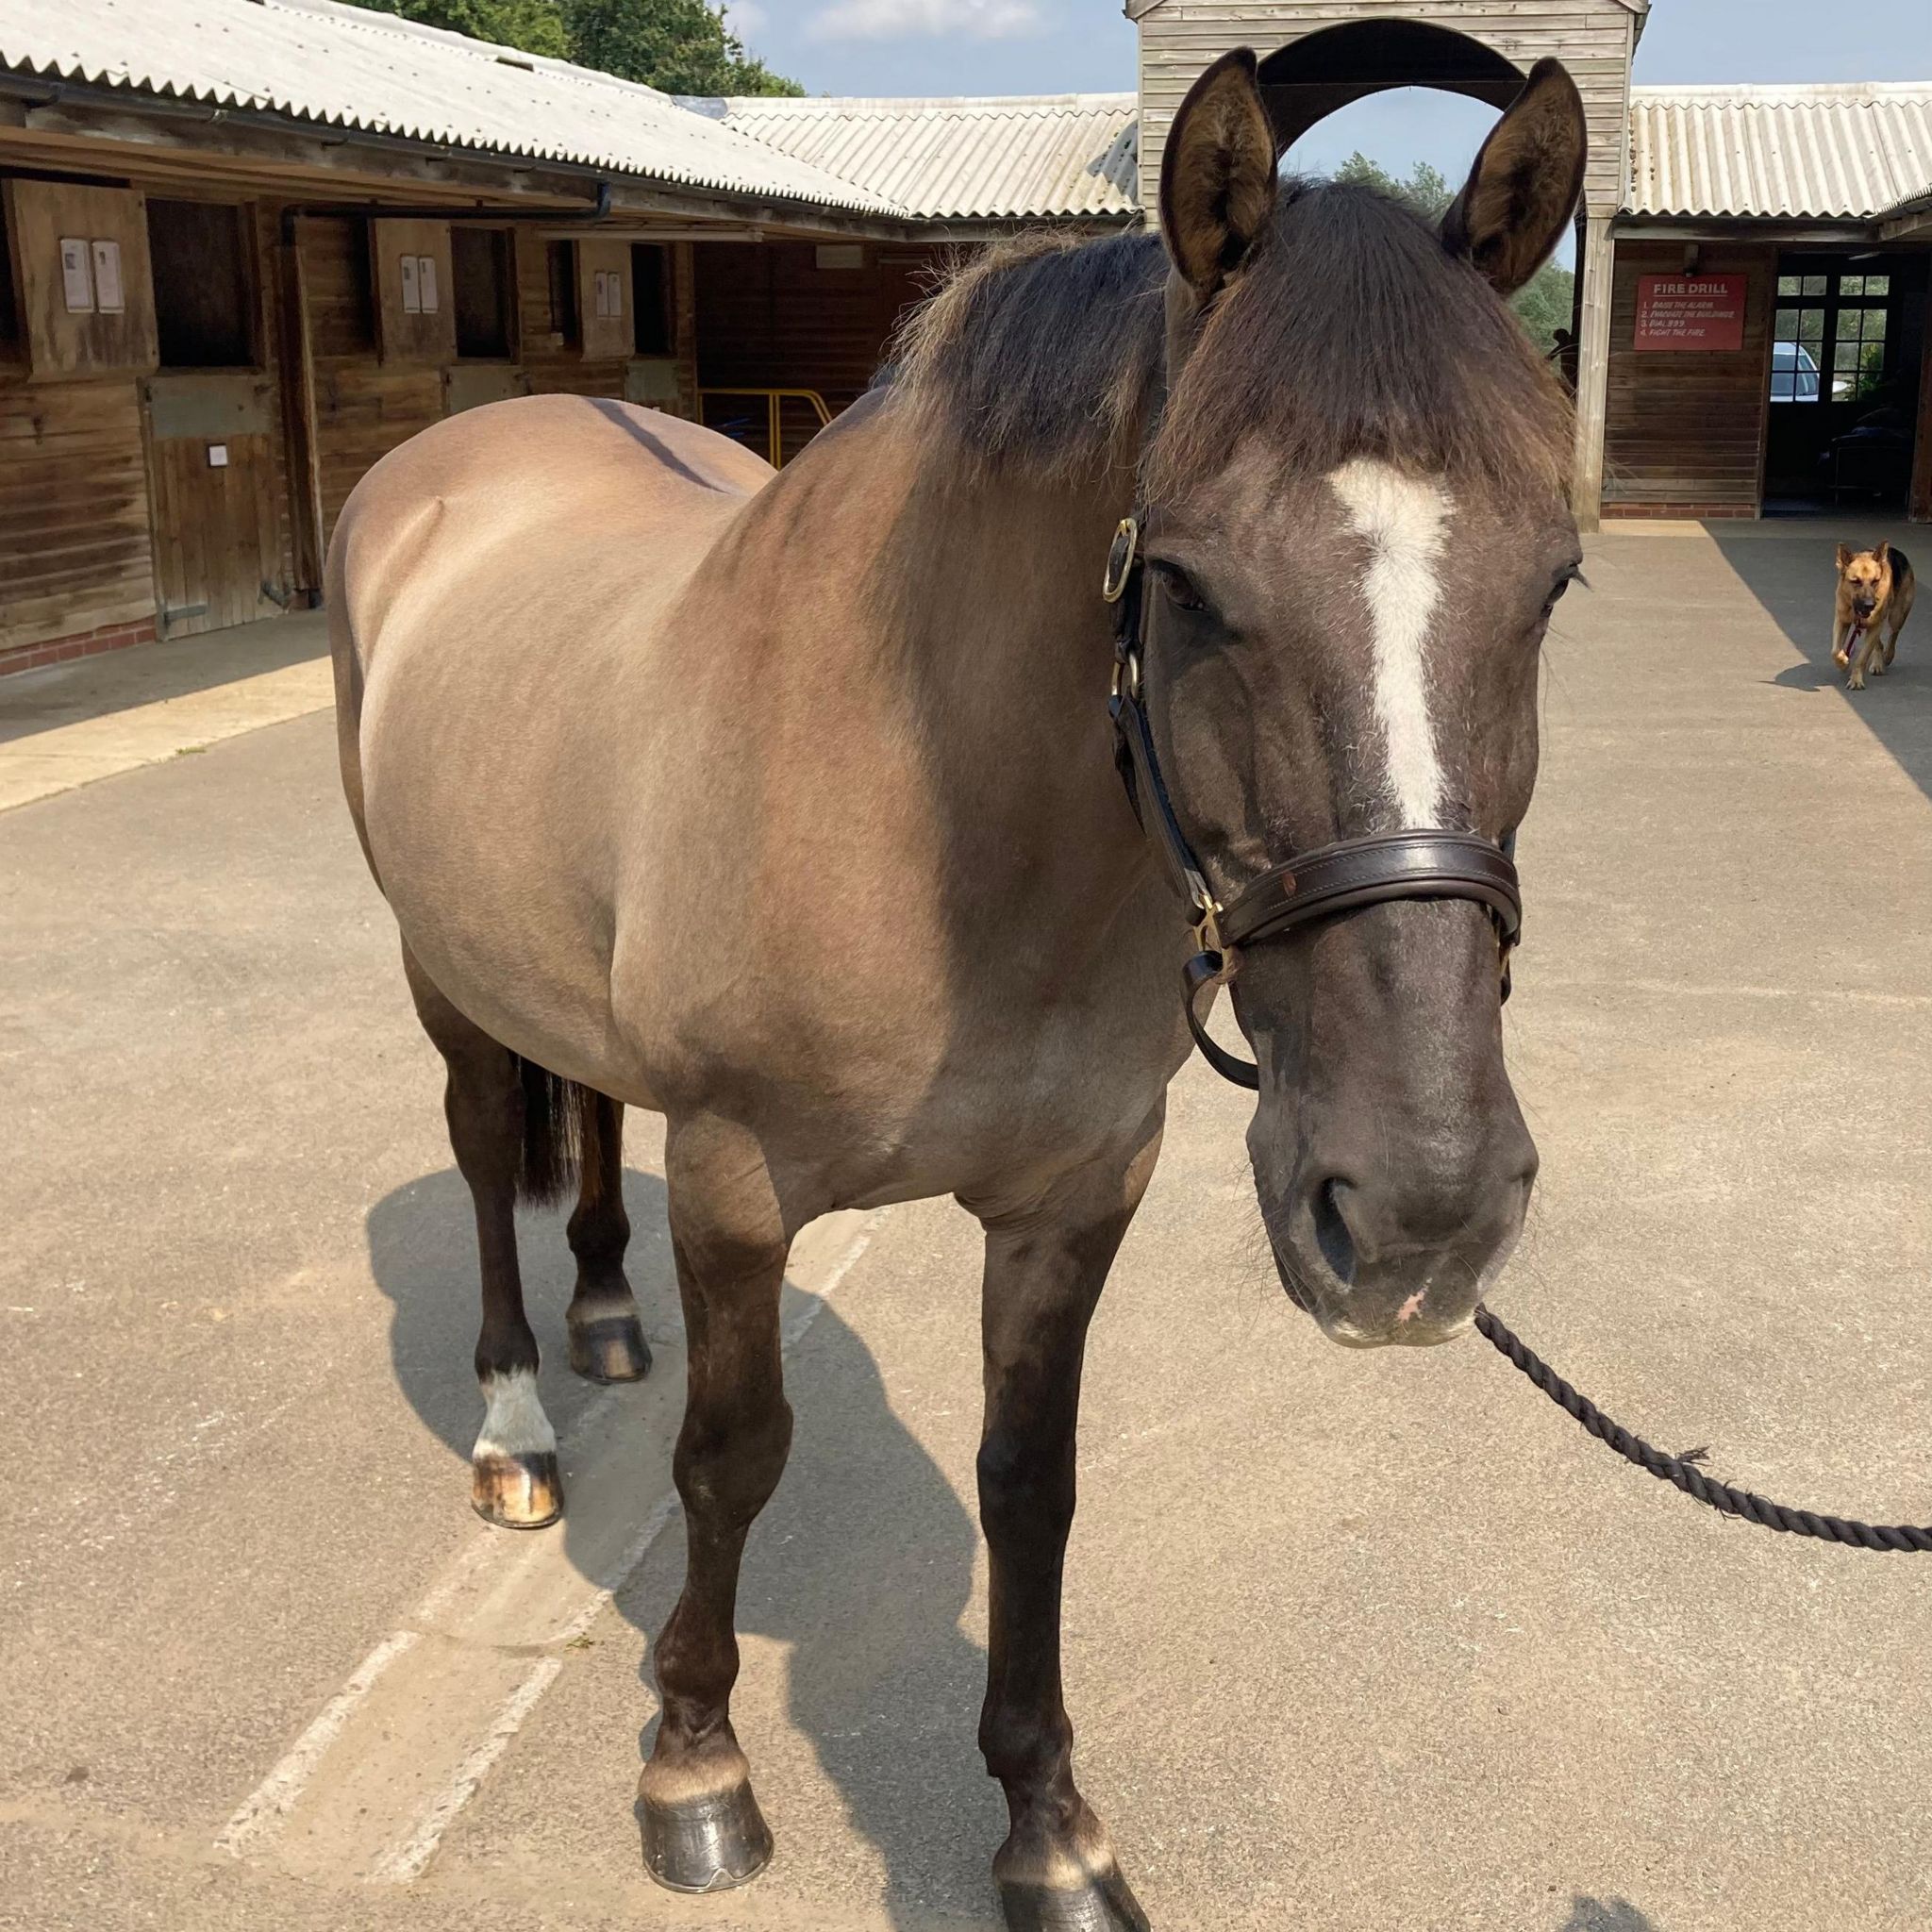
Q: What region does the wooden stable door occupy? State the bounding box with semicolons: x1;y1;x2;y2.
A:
142;373;282;638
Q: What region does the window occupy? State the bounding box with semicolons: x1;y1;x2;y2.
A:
147;198;253;367
545;240;578;345
1771;267;1895;406
452;225;513;358
1771;304;1824;403
1832;298;1888;403
631;243;672;357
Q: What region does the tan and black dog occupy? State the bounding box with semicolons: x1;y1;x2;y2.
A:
1832;541;1915;691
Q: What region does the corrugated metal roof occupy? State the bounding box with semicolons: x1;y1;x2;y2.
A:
0;0;902;216
703;93;1139;223
1627;83;1932;219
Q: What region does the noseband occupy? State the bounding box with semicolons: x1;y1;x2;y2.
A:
1102;512;1524;1090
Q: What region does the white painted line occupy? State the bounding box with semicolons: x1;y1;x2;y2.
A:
366;1655;564;1885
215;1628;421;1857
217;1209;879;1881
785;1227;872;1345
365;1221;879;1884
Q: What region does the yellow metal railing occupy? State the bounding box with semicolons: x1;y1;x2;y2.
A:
699;387;834;469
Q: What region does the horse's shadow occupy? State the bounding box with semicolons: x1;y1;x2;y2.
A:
367;1166;997;1927
1561;1899;1658;1932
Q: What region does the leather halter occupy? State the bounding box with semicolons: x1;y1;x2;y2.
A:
1102;511;1524;1090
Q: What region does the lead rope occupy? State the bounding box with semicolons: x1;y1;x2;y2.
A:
1474;1305;1932;1551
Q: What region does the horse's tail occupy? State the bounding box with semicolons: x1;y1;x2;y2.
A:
512;1058;611;1207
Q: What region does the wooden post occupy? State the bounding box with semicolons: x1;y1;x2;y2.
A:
275;221;326;597
1912;283;1932;525
674;240;699;422
1571;211;1614;533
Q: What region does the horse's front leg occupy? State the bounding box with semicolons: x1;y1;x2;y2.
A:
971;1110;1164;1932
638;1115;792;1895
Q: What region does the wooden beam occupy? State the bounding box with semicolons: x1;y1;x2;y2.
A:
1572;212;1616;533
1613;221;1876;244
1911;283;1932;525
0;99;921;242
275;234;326;594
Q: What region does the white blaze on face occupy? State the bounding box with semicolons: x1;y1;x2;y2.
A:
1327;458;1456;827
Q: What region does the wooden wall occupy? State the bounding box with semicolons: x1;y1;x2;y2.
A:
0;377;155;657
300;216;447;546
693;241;941;460
302;220;699;553
1601;240;1776;517
1134;0;1641;216
0;190;707;668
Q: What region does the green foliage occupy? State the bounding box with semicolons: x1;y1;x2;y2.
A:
562;0;802;94
349;0;570;58
1332;152;1453;221
1511;261;1575;358
1329;150;1575;357
342;0;801;94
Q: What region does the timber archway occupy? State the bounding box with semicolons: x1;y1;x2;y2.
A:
1129;0;1650;527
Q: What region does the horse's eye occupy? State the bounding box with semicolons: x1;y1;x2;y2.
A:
1540;566;1585;624
1154;562;1208;614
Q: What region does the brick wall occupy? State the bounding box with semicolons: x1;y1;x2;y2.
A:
0;615;159;677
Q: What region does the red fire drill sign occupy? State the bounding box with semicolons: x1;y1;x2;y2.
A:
1634;275;1748;352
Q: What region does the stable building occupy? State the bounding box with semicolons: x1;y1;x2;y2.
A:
1127;0;1932;525
1609;83;1932;519
0;0;1134;674
2;0;1929;676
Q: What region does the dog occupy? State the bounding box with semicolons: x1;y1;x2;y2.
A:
1832;541;1915;691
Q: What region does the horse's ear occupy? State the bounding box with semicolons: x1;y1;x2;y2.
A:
1159;49;1278;308
1441;58;1588;295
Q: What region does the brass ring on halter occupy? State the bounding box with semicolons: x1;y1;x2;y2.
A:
1101;516;1140;603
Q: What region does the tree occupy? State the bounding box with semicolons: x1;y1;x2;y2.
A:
1510;261;1576;359
349;0;569;58
344;0;802;94
564;0;803;94
1333;152;1453;223
1330;151;1574;357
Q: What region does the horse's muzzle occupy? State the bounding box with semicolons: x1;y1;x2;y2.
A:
1263;1137;1537;1348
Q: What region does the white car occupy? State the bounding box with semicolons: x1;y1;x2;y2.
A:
1771;341;1822;402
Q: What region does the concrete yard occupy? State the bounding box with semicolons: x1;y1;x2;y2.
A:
5;519;1932;1932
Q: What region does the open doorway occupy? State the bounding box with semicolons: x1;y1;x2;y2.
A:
1763;251;1928;516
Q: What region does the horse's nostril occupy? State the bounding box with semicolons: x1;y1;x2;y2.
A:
1312;1178;1357;1285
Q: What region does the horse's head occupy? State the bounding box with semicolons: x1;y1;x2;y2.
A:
1140;52;1587;1347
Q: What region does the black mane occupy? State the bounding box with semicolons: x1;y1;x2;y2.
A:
892;182;1573;501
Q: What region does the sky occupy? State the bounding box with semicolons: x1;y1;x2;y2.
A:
732;1;1932;186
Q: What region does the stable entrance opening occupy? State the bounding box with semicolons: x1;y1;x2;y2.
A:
1765;250;1929;516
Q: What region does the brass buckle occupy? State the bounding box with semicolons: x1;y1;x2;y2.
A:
1101;516;1140;604
1109;647;1141;702
1191;891;1225;961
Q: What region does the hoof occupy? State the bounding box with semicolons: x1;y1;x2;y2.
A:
471;1449;562;1529
568;1311;652;1384
999;1870;1151;1932
639;1778;774;1893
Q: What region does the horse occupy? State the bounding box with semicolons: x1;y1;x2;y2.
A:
328;48;1589;1930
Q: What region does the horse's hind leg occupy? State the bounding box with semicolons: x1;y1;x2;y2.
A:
402;946;561;1530
564;1092;652;1384
971;1111;1164;1932
637;1113;792;1893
